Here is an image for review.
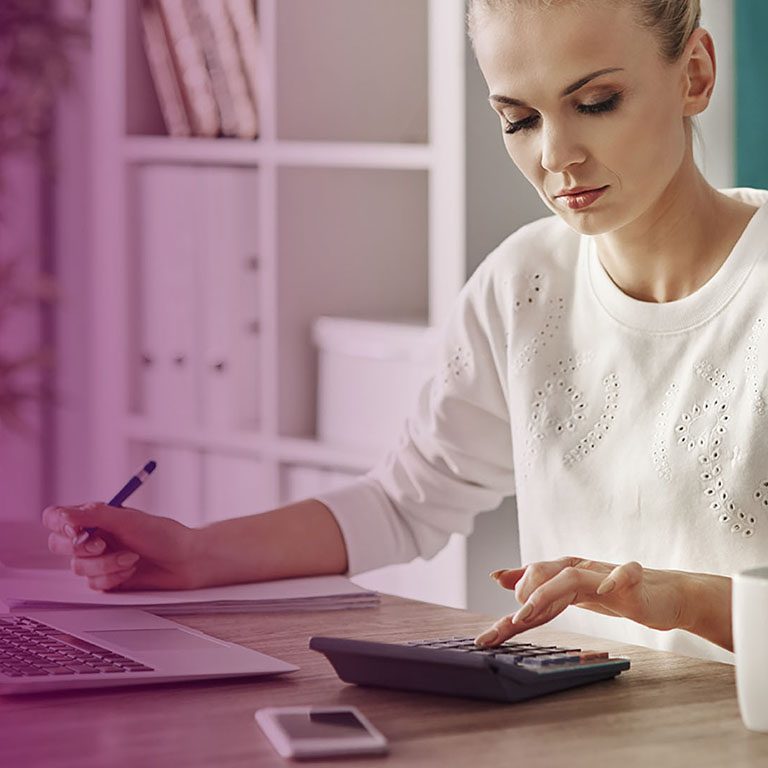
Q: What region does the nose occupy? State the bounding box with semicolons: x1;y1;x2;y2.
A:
539;120;586;175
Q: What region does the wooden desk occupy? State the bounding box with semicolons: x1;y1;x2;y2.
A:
1;595;766;767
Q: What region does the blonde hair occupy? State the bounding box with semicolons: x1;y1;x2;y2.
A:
466;0;702;63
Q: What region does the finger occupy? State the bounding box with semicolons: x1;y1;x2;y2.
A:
514;557;580;605
477;566;606;646
489;567;526;590
71;551;140;578
515;557;613;605
48;532;107;557
596;560;643;595
42;502;112;542
87;566;137;592
517;566;604;628
42;505;76;536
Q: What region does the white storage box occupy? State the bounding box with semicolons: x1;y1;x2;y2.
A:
313;317;440;450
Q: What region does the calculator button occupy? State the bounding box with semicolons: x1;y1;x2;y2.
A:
579;651;609;661
518;656;559;668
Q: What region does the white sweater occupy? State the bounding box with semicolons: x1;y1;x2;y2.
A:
316;187;768;663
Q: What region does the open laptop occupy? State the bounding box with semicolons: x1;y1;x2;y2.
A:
0;607;298;694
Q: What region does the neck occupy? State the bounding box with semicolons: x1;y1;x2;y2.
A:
593;160;757;303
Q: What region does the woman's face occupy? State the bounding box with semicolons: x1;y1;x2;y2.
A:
474;1;697;235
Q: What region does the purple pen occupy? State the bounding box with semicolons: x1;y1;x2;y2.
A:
72;461;157;546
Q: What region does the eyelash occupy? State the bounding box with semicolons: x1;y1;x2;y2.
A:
502;92;623;135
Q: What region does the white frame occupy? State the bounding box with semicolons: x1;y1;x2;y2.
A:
254;705;388;759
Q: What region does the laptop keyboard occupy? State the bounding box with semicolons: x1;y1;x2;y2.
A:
0;616;154;678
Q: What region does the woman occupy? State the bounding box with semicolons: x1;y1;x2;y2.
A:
44;0;766;662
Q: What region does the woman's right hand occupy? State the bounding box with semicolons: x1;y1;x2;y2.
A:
42;502;204;592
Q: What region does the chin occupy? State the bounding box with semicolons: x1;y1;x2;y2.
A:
554;211;612;236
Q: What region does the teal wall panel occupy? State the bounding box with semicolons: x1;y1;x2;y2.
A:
735;0;768;188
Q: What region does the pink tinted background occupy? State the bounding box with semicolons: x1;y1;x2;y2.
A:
1;0;443;558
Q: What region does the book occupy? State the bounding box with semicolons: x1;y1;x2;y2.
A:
139;0;192;137
156;0;221;137
185;0;238;137
225;0;262;135
0;571;380;616
194;0;259;139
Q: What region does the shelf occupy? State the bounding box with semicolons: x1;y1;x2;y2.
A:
124;416;380;472
124;417;266;457
124;137;263;166
123;136;433;169
275;436;381;473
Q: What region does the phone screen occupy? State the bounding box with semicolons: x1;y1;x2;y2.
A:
274;710;372;741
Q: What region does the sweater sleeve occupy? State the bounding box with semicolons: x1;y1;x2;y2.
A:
314;255;516;576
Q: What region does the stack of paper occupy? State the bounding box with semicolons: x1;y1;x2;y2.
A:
0;569;380;615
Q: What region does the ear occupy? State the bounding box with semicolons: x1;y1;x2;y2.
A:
681;27;716;117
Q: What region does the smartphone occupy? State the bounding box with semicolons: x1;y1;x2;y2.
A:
254;705;389;760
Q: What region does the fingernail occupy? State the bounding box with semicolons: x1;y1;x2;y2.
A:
512;603;534;624
475;628;499;646
117;553;139;567
596;578;615;595
64;524;76;539
489;569;507;580
85;539;104;553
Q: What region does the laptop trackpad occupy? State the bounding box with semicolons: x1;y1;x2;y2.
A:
88;629;226;651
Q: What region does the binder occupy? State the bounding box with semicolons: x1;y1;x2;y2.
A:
136;165;201;431
199;167;261;432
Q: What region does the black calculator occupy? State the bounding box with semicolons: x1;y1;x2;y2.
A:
309;635;629;703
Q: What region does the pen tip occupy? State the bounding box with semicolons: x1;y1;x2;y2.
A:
145;460;157;473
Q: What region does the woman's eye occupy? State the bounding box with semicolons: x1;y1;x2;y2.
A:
577;91;623;115
503;92;623;135
503;115;539;135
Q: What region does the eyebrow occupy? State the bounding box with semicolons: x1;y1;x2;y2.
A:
488;67;625;107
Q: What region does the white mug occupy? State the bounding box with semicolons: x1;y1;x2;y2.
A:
733;566;768;732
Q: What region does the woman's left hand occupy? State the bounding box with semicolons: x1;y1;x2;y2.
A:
474;556;693;646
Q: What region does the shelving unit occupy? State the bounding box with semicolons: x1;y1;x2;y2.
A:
88;0;545;609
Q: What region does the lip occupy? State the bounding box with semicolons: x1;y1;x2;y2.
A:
556;185;607;197
555;185;609;210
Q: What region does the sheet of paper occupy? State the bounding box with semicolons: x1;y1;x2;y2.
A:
0;571;379;613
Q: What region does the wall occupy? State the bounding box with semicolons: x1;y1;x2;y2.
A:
698;0;735;189
0;154;45;520
51;0;93;505
734;0;768;188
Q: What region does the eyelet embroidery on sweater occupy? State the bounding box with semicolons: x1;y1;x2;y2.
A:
514;297;565;370
752;480;768;524
529;379;587;439
651;383;678;481
440;345;473;386
674;398;729;452
746;318;766;416
509;272;544;310
694;361;736;398
562;373;620;467
521;355;591;478
674;382;757;538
